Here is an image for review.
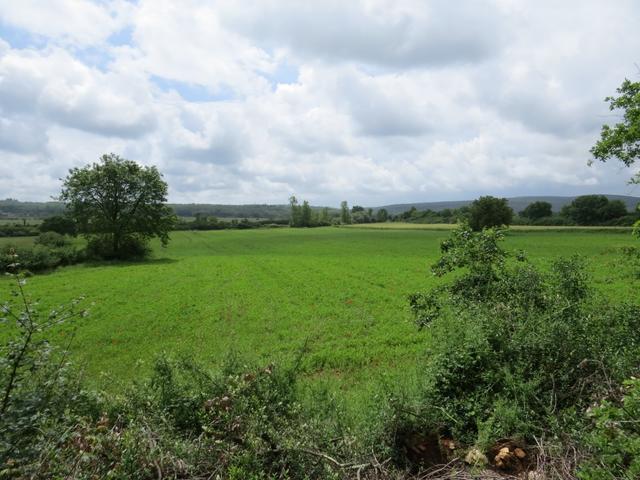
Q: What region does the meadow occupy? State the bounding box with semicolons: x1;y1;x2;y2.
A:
1;226;637;401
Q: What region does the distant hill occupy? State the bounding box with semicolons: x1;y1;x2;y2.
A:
2;195;638;219
376;195;640;215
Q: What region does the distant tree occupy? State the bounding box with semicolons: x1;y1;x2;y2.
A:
400;206;418;221
560;195;626;225
351;205;365;213
520;201;553;221
591;79;640;182
300;200;313;227
468;196;513;231
440;208;453;223
39;215;77;236
601;200;628;221
340;201;351;224
289;196;302;227
60;153;176;259
376;208;389;222
319;207;330;225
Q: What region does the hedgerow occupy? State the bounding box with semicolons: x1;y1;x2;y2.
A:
406;224;640;463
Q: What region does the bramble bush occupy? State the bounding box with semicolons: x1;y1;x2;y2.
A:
579;379;640;479
0;261;93;477
407;225;640;453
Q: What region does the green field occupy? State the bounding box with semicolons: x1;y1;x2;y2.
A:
1;227;637;398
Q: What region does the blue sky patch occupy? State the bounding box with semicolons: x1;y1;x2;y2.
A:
0;21;47;50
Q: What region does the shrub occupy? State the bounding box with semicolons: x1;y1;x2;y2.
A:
0;270;93;474
86;234;150;260
0;242;85;273
468;196;513;231
39;215;77;236
407;226;640;449
579;379;640;479
34;231;71;248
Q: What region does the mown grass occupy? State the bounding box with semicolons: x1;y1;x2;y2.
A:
1;227;637;403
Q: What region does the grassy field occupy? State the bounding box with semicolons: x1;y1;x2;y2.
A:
344;222;633;232
1;227;637;401
0;218;42;225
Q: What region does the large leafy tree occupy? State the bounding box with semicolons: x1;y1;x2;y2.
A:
468;196;513;231
591;78;640;178
591;78;640;235
60;154;176;259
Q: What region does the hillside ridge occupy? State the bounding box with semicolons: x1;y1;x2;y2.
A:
1;194;638;219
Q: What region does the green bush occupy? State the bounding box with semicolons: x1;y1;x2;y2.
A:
0;273;94;476
12;354;341;479
34;231;71;248
579;379;640;479
0;242;85;273
408;225;640;448
86;234;151;260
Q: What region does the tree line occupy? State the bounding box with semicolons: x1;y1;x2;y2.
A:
390;194;639;228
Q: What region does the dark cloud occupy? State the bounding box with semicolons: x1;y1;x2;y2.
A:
224;0;506;68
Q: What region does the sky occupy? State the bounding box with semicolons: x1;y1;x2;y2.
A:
0;0;639;207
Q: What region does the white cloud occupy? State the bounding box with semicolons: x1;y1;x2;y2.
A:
0;0;638;205
0;0;133;46
0;46;157;137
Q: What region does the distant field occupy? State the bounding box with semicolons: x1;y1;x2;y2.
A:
1;227;637;404
0;218;42;225
0;236;37;247
345;222;633;233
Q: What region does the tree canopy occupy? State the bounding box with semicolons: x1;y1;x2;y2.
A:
468;196;513;231
520;201;552;220
39;215;77;236
591;78;640;177
561;195;628;225
60;154;176;259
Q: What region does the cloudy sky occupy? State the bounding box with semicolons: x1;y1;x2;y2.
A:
0;0;639;206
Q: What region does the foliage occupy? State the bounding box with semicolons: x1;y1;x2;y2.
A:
340;201;351;225
591;79;640;175
39;215;77;236
174;216;289;231
34;232;71;248
408;226;640;448
579;379;640;479
0;263;90;473
32;357;334;479
288;196;332;227
0;224;40;238
468;196;513;231
60;153;176;260
0;279;350;478
376;208;389;222
0;241;85;273
0;273;346;478
520;201;553;220
561;195;630;225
